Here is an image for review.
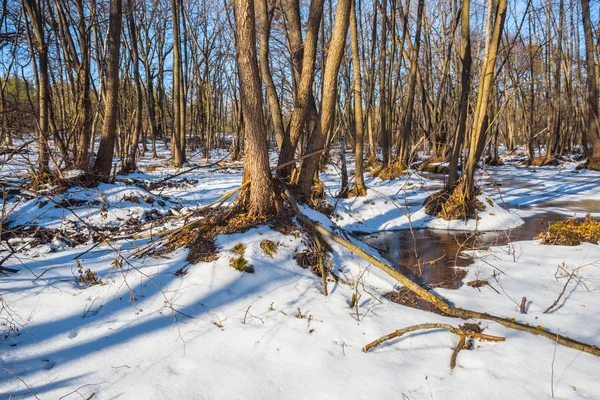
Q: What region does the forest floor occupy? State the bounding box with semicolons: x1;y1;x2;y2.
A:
1;143;600;399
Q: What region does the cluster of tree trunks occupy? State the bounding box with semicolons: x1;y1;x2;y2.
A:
4;0;600;214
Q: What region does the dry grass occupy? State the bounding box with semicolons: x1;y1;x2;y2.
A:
370;162;406;180
423;180;485;221
534;215;600;246
576;157;600;171
232;243;246;255
260;239;278;257
530;156;562;167
345;185;368;198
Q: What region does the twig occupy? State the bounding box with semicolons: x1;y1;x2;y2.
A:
544;272;575;313
362;323;505;353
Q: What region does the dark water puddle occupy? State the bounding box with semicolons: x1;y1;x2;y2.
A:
356;211;580;290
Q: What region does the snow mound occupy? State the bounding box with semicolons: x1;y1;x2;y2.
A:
7;182;175;230
417;194;525;231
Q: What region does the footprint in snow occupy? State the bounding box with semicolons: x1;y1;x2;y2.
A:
41;360;56;370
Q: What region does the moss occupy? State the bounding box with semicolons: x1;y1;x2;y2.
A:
260;239;278;257
232;243;246;255
534;215;600;246
230;256;254;273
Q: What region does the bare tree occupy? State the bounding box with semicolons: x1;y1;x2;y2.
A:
234;0;280;216
92;0;122;180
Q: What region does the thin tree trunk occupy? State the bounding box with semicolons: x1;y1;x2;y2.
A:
350;0;366;195
92;0;122;180
581;0;600;164
257;0;285;150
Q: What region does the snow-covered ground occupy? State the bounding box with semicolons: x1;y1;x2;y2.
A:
1;143;600;399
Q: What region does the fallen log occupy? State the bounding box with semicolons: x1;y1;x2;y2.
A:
294;212;600;358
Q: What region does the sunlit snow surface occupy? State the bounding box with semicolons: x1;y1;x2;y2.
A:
1;143;600;399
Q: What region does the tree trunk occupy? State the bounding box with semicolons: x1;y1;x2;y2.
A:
92;0;122;180
123;0;143;171
298;0;352;196
276;0;325;179
462;0;508;199
233;0;280;216
171;0;186;167
22;0;50;174
257;0;285;150
350;0;366;195
581;0;600;165
447;0;471;191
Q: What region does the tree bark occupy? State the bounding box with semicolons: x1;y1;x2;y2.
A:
257;0;285;150
447;0;471;191
581;0;600;164
462;0;508;199
92;0;122;180
276;0;325;179
234;0;280;216
350;0;366;195
298;0;352;196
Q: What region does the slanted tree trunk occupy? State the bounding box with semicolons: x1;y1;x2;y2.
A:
581;0;600;167
92;0;122;180
233;0;280;217
276;0;325;179
462;0;508;200
297;0;352;196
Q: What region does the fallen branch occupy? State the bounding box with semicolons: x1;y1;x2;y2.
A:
544;272;575;314
362;323;504;353
293;211;600;357
149;154;230;190
362;323;504;369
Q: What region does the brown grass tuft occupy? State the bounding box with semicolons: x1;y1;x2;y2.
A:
423;180;485;221
534;215;600;246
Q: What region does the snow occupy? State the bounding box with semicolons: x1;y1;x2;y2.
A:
1;144;600;399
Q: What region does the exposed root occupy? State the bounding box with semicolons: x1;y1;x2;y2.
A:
345;185;367;198
423;180;485;221
576;157;600;171
417;158;450;174
369;162;406;180
484;155;504;166
529;156;562;167
534;215;600;246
